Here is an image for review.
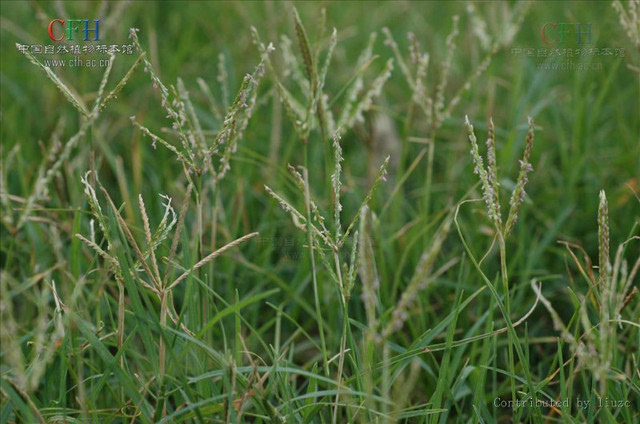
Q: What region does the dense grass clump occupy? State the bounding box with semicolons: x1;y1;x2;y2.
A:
1;1;638;423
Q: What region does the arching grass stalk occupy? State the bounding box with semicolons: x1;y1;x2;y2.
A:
464;116;540;422
266;130;388;422
455;200;542;423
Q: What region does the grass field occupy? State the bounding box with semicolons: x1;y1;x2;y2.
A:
1;1;639;423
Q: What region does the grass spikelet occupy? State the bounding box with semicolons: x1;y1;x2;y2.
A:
485;118;501;225
337;31;376;121
98;52;146;113
163;183;193;285
612;0;640;49
134;193;177;269
98;184;161;292
17;45;89;117
169;232;259;289
80;172;107;236
504;116;534;238
434;15;459;125
16;120;93;229
276;79;308;140
0;145;19;227
279;33;309;93
177;77;207;153
94;53;115;110
129;29;174;118
215;44;272;177
128;36;195;165
441;42;497;123
598;190;611;284
466;3;492;51
339;155;389;246
74;233;120;270
287;164;330;237
264;185;312;232
341;58;394;129
358;206;379;331
15;50;147;230
499;3;531;47
139;194;162;284
407;32;423;65
16;51;146;229
139;193;179;390
291;6;321;140
130;119;195;167
316;27;337;138
218;52;230;109
344;230;360;301
332;130;344;240
383;215;454;337
383;27;436;127
264;185;305;223
412;52;431;121
131;28;271;177
464;116;501;227
293;7;315;85
466;115;535;237
382;27;413;89
318;28;337;95
196;77;223;123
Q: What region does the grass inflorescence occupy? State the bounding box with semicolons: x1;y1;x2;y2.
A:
1;2;639;423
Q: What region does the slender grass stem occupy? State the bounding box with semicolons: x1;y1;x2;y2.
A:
498;234;517;407
116;276;125;368
332;256;349;424
424;136;435;221
455;201;543;424
159;289;168;418
303;147;329;376
159;290;168;383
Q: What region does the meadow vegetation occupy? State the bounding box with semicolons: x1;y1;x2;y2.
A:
1;1;638;423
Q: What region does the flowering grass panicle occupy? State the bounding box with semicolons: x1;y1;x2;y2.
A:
485;118;501;224
465;116;535;238
612;0;640;50
465;116;501;227
129;28;271;178
598;190;611;284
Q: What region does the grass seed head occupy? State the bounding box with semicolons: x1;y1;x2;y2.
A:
465;116;502;227
504;116;534;238
598;190;611;284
